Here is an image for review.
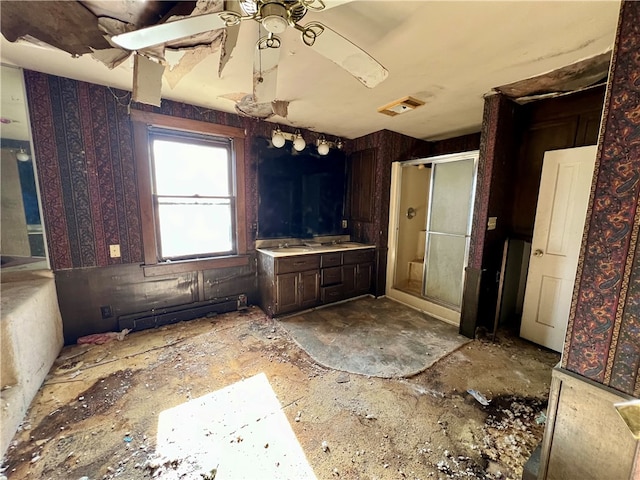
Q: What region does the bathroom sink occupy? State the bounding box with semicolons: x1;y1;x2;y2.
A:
337;242;368;248
261;242;373;255
269;246;314;253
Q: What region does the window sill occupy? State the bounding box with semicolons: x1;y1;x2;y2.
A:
142;255;250;277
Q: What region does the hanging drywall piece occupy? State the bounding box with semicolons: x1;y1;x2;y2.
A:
219;0;242;76
91;48;131;69
132;54;164;106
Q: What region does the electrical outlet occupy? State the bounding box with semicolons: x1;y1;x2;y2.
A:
100;305;112;319
342;219;348;229
109;244;121;258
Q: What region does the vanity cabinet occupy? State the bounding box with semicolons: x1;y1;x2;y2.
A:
262;254;320;315
257;247;374;317
275;270;320;313
343;250;374;297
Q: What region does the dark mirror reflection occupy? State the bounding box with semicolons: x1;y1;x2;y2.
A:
1;64;47;270
255;137;347;240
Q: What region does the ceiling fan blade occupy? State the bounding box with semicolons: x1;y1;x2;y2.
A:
111;12;230;50
313;0;354;12
253;27;281;103
299;22;388;88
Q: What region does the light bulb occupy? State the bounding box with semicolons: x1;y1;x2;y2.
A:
293;133;306;152
261;2;288;34
317;140;330;156
16;148;30;162
271;129;285;148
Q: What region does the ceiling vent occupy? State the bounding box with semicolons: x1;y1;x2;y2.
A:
377;96;425;117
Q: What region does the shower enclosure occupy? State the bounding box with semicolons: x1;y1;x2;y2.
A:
386;151;478;325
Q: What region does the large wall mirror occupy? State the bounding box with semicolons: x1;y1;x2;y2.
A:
1;64;48;270
255;137;347;240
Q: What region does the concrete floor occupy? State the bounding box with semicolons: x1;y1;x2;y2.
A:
280;297;471;378
1;302;559;480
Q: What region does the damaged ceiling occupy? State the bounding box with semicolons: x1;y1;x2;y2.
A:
0;0;621;140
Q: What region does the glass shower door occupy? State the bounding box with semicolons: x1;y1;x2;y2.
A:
423;158;475;309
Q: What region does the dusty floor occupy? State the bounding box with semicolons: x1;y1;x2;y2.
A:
1;304;559;480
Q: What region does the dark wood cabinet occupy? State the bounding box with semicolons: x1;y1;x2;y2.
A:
259;253;320;316
349;149;376;222
258;247;374;317
275;272;299;313
343;249;374;297
299;270;320;309
273;270;320;314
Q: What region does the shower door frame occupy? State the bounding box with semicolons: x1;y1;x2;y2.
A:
385;150;479;326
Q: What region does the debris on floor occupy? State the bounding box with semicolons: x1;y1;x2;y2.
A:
468;389;492;406
77;328;131;345
1;307;559;479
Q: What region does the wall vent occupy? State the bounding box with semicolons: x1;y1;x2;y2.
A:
377;96;425;117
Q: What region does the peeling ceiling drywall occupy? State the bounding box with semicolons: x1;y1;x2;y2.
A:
0;0;621;140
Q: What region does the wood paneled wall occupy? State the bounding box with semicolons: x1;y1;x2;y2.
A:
346;130;480;297
23;71;327;342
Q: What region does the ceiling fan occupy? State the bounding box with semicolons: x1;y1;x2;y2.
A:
111;0;388;118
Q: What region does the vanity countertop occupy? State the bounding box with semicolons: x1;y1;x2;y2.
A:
257;242;375;258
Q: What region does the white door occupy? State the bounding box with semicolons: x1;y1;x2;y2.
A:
520;145;597;352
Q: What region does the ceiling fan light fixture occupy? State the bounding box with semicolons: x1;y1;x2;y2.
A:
293;131;306;151
261;2;289;34
271;128;286;148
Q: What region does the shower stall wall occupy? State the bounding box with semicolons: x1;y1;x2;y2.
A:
386;151;478;325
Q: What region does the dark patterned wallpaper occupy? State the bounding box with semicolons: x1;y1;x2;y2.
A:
24;71;291;270
563;0;640;397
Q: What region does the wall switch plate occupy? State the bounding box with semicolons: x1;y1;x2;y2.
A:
342;220;348;229
487;217;497;230
109;244;121;258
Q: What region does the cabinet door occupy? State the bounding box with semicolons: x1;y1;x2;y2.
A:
321;266;342;286
299;270;320;309
355;262;373;293
350;149;376;222
276;273;299;314
343;264;357;297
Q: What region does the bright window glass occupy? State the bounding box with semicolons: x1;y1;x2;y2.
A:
150;132;234;260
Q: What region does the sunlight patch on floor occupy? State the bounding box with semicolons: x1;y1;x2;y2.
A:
154;373;316;479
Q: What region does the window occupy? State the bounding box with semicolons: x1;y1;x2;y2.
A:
150;130;234;259
131;110;248;275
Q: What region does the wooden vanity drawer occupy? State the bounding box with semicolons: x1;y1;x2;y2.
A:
343;249;374;265
321;285;344;303
321;266;342;286
276;255;320;274
321;252;342;268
